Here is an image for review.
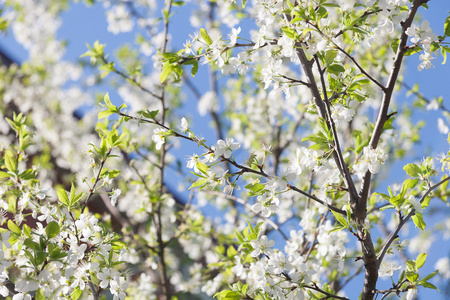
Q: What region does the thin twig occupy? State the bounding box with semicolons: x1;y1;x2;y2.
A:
331;43;385;91
82;148;112;211
314;55;359;204
100;56;163;101
288;184;346;215
303;283;349;300
377;175;450;267
400;80;450;113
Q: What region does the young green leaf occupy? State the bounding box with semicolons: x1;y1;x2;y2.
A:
200;28;213;45
331;210;348;228
416;253;427;269
4;150;17;174
98;110;114;120
412;213;426;231
45;222;60;239
403;163;422;178
8;220;22;235
57;189;69;206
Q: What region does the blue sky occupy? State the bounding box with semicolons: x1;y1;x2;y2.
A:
1;1;450;298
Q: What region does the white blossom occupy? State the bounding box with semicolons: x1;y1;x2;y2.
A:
213;138;240;158
354;147;388;176
152;128;168;150
228;27;241;46
250;235;275;257
408;195;423;214
251;195;280;217
378;260;402;277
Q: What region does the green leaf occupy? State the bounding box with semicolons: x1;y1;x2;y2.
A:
214;290;241;300
24;238;41;251
191;60;199;77
404;163;422;177
416;253;427;269
244;183;265;196
172;1;185;6
324;50;337;66
103;92;116;110
98;110;114;120
195;162;209;175
281;26;297;39
71;287;83;300
4;150;17;173
160;62;174;83
420;281;439;290
200;28;213;45
242;0;247;8
35;289;46;300
328;225;346;233
8;220;21;235
69;183;76;205
331;210;348;228
19;169;35;180
327;64;345;75
142;109;159;119
406;271;419;282
412;213;426;230
234;229;244;243
445;15;450;37
227;246;238;258
242;283;248;295
421;269;439;282
45;222;60;239
389;194;404;207
402;178;420;193
0;171;12;178
406;260;416;271
23;224;32;238
57;189;69;206
373;192;390;201
189;178;209;190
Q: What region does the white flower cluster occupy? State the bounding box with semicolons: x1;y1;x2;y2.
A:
354;146;388;177
251;194;280;217
331;103;356;127
152;128;168;150
105;4;134;34
212;138;240;159
293;147;324;175
366;0;409;46
406;20;440;71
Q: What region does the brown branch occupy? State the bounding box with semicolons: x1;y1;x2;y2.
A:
359;0;425;228
303;283;349;300
82;148;112;211
155;1;173;299
288;184;346;215
353;3;426;299
303;19;385;90
314;55;359;204
331;43;385;91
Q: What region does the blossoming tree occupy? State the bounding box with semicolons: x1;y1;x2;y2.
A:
0;0;450;299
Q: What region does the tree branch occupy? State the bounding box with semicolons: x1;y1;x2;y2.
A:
283;14;360;206
314;55;359;204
